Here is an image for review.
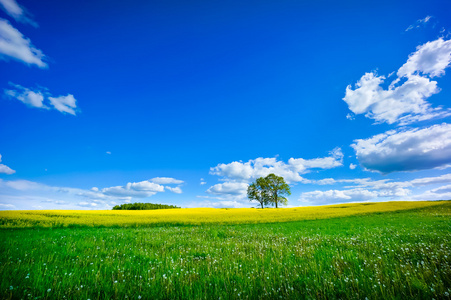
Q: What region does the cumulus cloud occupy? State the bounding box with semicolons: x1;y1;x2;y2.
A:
0;0;37;26
301;172;451;205
430;184;451;194
102;180;165;198
0;18;45;67
343;38;451;125
206;182;249;197
0;154;15;174
5;83;80;115
410;173;451;186
4;83;46;108
210;148;343;185
397;38;451;78
289;148;343;173
405;16;432;32
206;149;344;202
150;177;184;185
165;186;182;194
0;176;184;210
99;177;184;198
211;157;305;184
304;173;451;191
300;189;379;205
48;94;78;115
300;186;413;205
352;123;451;173
412;185;451;201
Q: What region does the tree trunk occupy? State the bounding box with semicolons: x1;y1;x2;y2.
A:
261;202;264;209
275;193;278;208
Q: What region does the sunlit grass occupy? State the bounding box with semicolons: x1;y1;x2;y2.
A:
0;202;450;299
0;201;446;228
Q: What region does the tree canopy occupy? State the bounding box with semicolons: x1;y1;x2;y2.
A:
112;203;180;210
247;177;270;209
247;174;291;208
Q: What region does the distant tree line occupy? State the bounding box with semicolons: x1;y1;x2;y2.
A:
112;203;180;210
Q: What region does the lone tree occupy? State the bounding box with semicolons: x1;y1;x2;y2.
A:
247;173;291;208
247;177;270;209
264;173;291;208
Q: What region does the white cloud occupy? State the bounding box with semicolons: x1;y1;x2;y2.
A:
5;83;79;115
0;18;46;67
165;186;182;194
397;38;451;78
0;203;15;209
0;154;15;174
315;178;337;185
412;185;451;201
150;177;184;185
343;38;451;125
301;172;451;205
4;83;46;108
41;199;67;205
299;186;413;205
210;148;343;185
0;176;183;210
430;184;451;194
0;164;15;174
206;182;249;196
313;173;451;190
188;198;250;209
207;149;344;201
352;123;451;173
102;180;165;198
106;151;111;155
210;157;306;183
78;201;98;208
2;179;43;190
410;173;451;186
349;163;356;170
405;16;432;32
300;188;379;205
343;72;447;125
48;94;78;115
289;148;343;173
0;0;37;26
99;177;184;198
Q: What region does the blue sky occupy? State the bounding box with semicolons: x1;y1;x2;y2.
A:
1;0;451;209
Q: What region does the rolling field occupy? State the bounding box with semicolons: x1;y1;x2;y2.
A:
0;201;446;228
0;201;450;299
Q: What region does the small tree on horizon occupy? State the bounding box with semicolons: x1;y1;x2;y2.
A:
247;174;291;208
247;177;270;209
264;173;290;208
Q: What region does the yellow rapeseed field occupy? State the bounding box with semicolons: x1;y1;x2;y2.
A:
0;201;446;228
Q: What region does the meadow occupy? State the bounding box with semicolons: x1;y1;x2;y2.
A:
0;201;450;299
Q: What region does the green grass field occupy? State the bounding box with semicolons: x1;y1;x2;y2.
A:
1;202;450;299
